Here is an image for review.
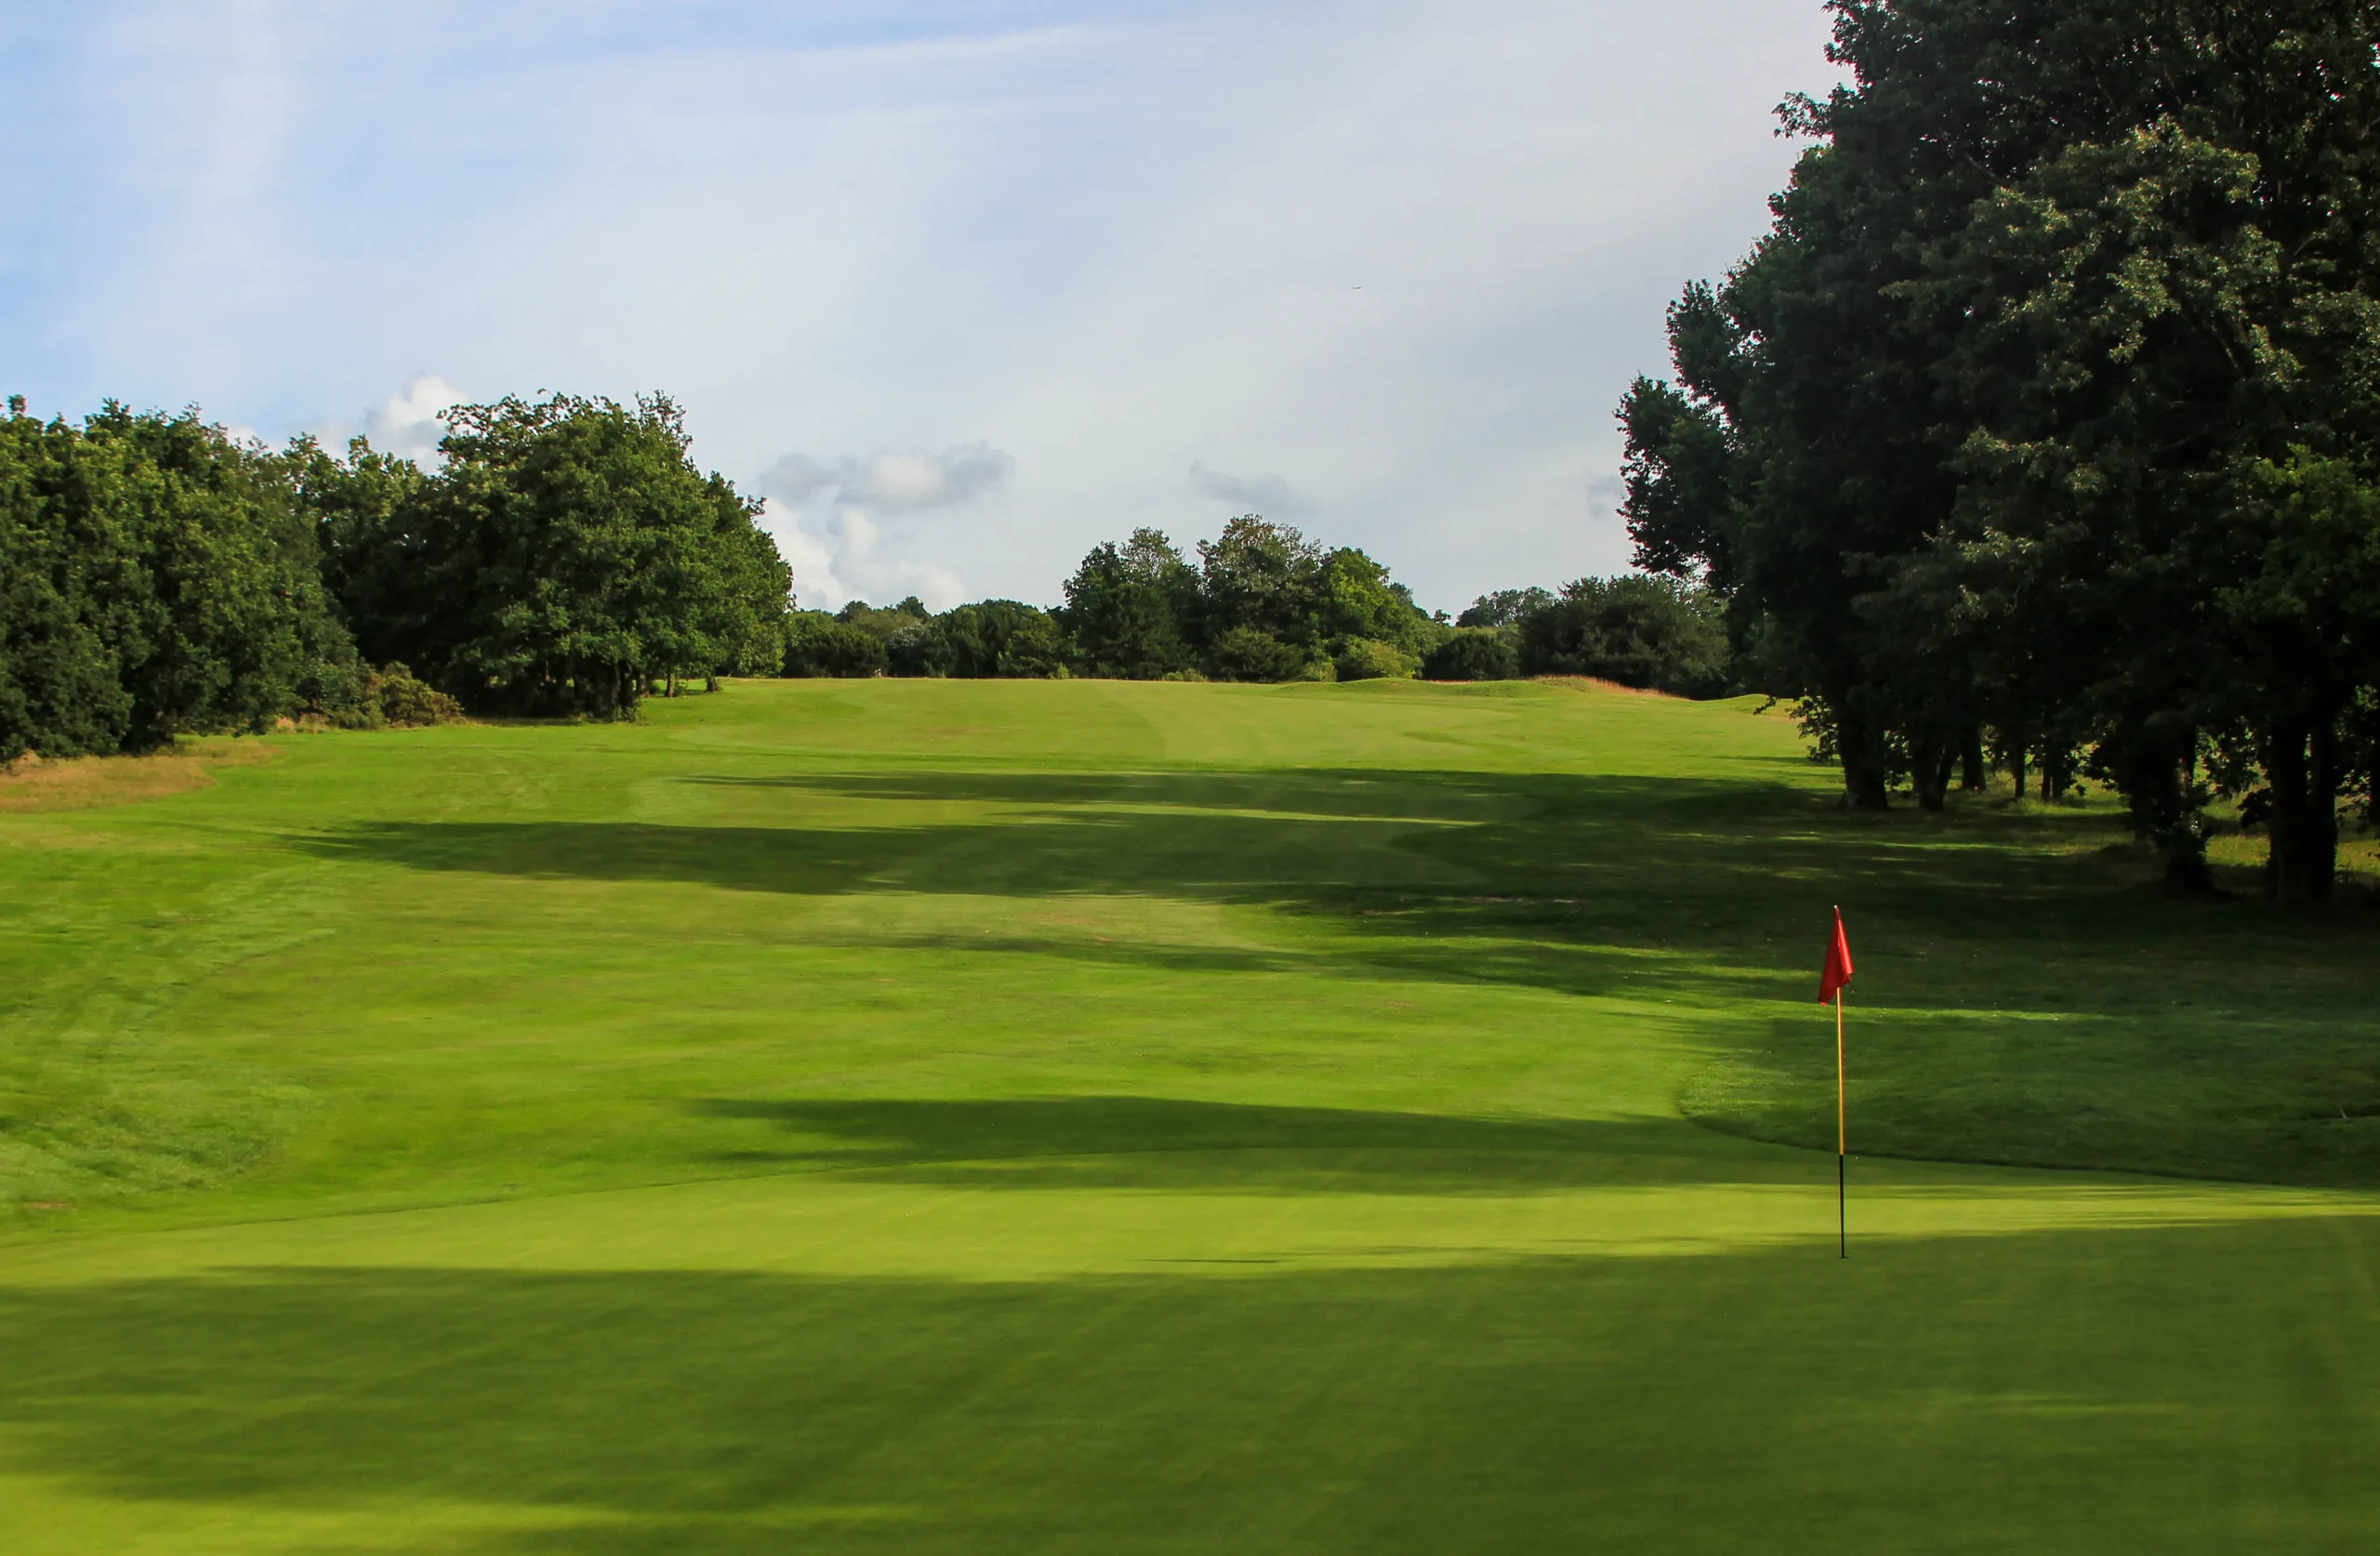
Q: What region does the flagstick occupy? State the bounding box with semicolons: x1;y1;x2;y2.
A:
1836;986;1847;1259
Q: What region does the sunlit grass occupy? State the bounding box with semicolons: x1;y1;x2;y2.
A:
1;679;2374;1553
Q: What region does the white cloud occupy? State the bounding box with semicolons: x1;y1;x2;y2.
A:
757;500;968;613
362;374;466;463
1187;463;1319;520
762;443;1013;511
0;2;1843;610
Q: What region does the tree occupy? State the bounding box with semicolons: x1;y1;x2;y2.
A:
997;614;1072;679
1421;629;1519;681
783;613;888;678
1894;8;2380;893
1517;576;1732;695
1207;626;1314;683
0;406;139;758
1334;639;1418;681
1456;587;1554;629
1619;0;2380;896
0;401;364;760
1059;529;1197;679
1196;516;1324;671
1313;547;1435;657
945;600;1056;679
324;393;787;717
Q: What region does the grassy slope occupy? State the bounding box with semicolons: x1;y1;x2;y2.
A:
1;679;2375;1554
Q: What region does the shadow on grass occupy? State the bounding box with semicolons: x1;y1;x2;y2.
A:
284;767;2380;1186
3;1212;2375;1554
287;768;2182;998
685;1095;1788;1192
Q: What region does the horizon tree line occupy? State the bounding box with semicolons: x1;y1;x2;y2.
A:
776;519;1733;693
0;389;1733;770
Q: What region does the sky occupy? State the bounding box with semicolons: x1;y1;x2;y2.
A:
0;1;1840;614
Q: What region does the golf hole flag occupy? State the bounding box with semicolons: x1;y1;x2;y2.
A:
1819;908;1854;1006
1819;907;1853;1258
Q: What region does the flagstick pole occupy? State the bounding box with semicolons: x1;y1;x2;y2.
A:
1836;986;1847;1259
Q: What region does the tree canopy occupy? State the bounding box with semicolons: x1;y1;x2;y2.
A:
324;393;788;716
1620;0;2380;904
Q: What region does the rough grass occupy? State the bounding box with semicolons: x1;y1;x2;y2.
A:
0;678;2374;1554
0;738;280;813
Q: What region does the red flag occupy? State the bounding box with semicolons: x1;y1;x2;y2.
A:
1818;907;1854;1004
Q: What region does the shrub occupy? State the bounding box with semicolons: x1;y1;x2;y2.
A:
1517;575;1730;696
885;623;955;678
1334;639;1418;681
373;663;463;726
1421;629;1519;681
334;662;464;729
1206;626;1312;682
782;614;888;678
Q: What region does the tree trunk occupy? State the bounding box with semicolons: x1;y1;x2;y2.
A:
1960;725;1987;792
2265;711;2341;910
2117;730;2211;894
1912;728;1950;812
2008;741;2029;802
1837;703;1890;811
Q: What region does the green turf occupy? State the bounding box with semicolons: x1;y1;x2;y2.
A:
2;678;2376;1552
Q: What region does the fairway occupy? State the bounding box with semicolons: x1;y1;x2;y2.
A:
4;679;2376;1553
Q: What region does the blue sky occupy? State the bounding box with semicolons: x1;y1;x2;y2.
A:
0;1;1837;612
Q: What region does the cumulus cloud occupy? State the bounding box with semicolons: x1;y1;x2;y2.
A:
363;375;465;463
761;443;1013;512
1187;463;1320;520
757;500;968;613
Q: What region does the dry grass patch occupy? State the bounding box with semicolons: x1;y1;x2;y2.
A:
0;740;282;813
1536;675;1680;698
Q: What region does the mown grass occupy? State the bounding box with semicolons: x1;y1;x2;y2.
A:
1;678;2374;1553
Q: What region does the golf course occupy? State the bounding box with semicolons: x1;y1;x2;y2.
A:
3;678;2376;1553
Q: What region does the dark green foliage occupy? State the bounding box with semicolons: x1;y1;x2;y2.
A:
944;600;1057;679
782;613;888;679
1197;516;1323;651
291;434;427;680
0;413;138;759
1421;629;1520;682
1455;588;1554;629
1058;530;1198;679
1517;576;1732;695
323;394;789;718
860;599;1067;679
995;613;1071;679
0;401;360;759
1616;0;2380;900
1050;516;1440;683
1186;517;1438;679
1208;626;1316;683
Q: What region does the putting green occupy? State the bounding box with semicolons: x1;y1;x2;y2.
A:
2;679;2375;1552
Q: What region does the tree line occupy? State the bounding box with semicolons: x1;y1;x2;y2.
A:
1619;0;2380;905
781;516;1736;694
2;388;1739;766
0;392;787;760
